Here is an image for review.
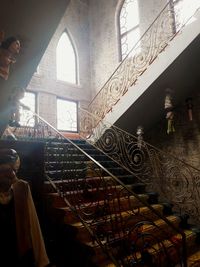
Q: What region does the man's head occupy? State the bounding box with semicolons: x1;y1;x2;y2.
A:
0;166;16;192
0;149;20;173
1;36;20;54
0;149;20;193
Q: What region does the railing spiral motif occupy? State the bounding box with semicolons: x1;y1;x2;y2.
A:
88;0;200;121
2;111;187;266
3;1;200;265
79;107;200;225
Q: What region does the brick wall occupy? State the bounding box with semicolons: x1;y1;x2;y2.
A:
143;88;200;223
146;89;200;169
27;0;91;126
26;0;169;129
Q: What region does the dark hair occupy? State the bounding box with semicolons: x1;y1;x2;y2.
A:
1;36;18;49
0;149;19;165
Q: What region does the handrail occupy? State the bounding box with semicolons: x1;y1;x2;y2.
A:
79;108;200;228
79;106;200;266
79;107;200;174
2;109;187;266
88;0;170;106
87;0;200;121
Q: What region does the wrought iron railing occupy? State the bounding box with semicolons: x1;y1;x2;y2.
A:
88;0;200;121
79;107;200;226
2;111;187;266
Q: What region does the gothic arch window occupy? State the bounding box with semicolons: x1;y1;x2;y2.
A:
171;0;199;28
56;31;77;84
118;0;140;60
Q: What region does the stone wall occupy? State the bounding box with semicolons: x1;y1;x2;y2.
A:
144;88;200;223
146;89;200;169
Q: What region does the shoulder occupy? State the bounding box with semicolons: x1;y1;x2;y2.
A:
12;179;30;192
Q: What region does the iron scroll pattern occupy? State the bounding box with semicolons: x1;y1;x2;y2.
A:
79;108;200;225
88;1;200;121
148;148;200;224
3;113;186;266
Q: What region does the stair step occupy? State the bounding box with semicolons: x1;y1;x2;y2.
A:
43;139;200;266
60;203;164;225
123;229;196;266
46;154;87;161
73;215;181;244
44;176;112;192
45;182;148;209
188;249;200;266
90;229;196;266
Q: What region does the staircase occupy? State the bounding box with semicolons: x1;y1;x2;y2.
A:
0;2;199;266
42;138;200;267
86;1;200;133
3;112;200;266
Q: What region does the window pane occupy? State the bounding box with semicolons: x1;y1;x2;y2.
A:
57;99;77;132
174;0;199;26
119;0;140;59
120;0;139;34
19;92;36;127
56;32;76;84
121;27;140;59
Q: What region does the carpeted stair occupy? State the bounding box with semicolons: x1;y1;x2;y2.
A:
42;139;200;267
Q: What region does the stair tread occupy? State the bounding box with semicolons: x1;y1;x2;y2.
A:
71;214;180;229
54;194;159;214
43;139;200;266
123;230;196;264
87;229;194;247
87;229;196;267
61;204;164;226
44;174;136;183
46;183;135;195
44;175;112;184
58;194;148;210
188;250;200;266
70;215;182;245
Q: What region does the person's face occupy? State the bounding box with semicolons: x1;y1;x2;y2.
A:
8;40;20;54
0;170;15;192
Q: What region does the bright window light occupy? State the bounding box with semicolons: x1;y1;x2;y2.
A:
57;98;77;132
19;92;36;127
56;32;77;84
120;0;140;60
120;0;139;34
174;0;199;26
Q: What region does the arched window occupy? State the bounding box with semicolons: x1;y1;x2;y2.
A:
119;0;140;60
56;31;77;84
171;0;199;27
19;92;36;127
